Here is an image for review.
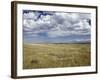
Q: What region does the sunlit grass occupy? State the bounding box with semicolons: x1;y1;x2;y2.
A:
23;43;91;69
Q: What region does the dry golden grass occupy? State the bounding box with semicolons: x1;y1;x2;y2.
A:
23;43;91;69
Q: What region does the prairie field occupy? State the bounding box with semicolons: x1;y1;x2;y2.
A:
23;43;91;69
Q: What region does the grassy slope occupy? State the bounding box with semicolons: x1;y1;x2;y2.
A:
23;43;91;69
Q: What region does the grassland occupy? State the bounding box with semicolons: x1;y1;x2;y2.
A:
23;43;91;69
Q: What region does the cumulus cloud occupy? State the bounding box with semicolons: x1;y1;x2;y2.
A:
23;10;91;42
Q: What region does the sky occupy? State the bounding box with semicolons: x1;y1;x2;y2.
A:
23;10;91;43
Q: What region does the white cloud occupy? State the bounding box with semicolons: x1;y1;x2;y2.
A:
23;19;37;29
23;11;91;38
23;12;39;20
40;14;51;21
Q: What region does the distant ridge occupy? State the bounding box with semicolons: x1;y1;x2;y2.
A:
24;41;90;44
